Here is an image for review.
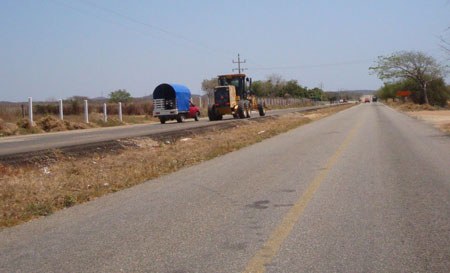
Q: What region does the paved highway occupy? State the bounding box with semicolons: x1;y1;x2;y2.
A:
0;105;331;156
1;103;449;272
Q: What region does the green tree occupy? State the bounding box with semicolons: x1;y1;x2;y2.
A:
376;78;449;106
376;82;400;101
307;87;325;101
251;80;265;97
266;74;286;97
281;80;308;98
109;89;131;103
370;51;448;105
251;79;276;97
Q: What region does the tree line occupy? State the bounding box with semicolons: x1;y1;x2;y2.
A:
202;74;327;100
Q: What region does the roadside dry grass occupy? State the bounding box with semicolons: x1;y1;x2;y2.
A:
0;114;158;137
384;101;450;133
384;101;439;111
0;104;353;228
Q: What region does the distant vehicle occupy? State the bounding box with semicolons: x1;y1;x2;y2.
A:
364;98;370;103
339;99;344;103
372;96;378;102
153;83;200;124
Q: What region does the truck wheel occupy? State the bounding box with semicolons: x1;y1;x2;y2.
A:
194;112;199;121
176;115;184;123
217;115;223;120
245;101;251;118
258;104;265;116
159;117;166;124
237;100;246;119
208;104;216;121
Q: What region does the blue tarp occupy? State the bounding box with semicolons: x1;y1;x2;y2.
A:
153;83;191;112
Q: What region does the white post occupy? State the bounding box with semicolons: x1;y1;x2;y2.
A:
59;99;63;120
118;102;122;121
28;97;33;125
199;96;202;108
103;103;107;122
84;100;89;123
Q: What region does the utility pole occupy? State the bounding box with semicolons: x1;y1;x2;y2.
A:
232;53;247;74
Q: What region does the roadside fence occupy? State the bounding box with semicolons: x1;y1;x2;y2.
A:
1;96;325;126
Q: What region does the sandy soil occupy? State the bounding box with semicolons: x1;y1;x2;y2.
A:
407;110;450;133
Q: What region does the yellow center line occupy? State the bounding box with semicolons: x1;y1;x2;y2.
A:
242;118;363;273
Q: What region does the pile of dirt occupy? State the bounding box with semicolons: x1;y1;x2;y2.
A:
16;118;33;129
36;116;90;132
36;116;68;132
0;119;10;136
396;103;436;112
69;122;90;130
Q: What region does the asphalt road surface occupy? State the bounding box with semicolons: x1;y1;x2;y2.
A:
1;103;449;272
0;105;332;156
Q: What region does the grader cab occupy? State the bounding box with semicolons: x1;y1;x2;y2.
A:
208;74;265;121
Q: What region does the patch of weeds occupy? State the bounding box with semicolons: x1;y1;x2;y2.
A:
26;201;53;216
63;195;76;208
95;118;124;127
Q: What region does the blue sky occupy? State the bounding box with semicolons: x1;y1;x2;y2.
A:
1;0;449;101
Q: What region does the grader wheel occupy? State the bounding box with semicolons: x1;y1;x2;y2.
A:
258;103;266;116
237;100;246;119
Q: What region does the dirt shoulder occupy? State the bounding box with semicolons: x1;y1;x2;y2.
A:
0;104;353;229
407;110;450;133
384;102;450;133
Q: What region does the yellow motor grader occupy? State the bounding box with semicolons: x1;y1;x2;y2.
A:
208;74;265;121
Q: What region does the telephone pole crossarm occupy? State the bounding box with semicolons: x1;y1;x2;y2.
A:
232;53;247;74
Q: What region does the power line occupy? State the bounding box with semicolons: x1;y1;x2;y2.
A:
46;1;375;75
76;0;234;56
248;59;373;70
47;0;229;56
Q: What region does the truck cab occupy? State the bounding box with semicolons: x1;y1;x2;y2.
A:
217;74;250;101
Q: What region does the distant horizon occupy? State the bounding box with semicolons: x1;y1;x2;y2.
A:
0;89;377;103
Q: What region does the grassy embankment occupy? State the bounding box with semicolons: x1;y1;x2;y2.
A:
0;104;353;228
0;111;159;137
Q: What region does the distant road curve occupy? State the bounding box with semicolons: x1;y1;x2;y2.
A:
0;104;337;156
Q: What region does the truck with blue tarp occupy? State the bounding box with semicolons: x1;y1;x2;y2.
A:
152;83;200;124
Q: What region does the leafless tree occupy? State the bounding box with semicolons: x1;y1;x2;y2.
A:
439;27;450;60
201;78;217;100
